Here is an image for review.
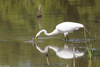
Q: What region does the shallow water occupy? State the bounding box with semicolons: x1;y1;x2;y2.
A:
0;0;100;67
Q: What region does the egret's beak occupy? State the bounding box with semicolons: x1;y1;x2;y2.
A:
35;36;38;42
35;36;38;46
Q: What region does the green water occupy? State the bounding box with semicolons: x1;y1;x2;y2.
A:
0;0;100;67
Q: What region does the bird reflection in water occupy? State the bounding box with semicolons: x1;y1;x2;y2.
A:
36;44;84;59
35;43;84;66
36;4;42;29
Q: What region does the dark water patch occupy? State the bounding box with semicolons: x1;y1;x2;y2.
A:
94;20;100;22
44;13;65;15
48;63;68;66
28;62;67;66
92;49;100;57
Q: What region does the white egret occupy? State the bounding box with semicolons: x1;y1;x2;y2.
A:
35;22;88;41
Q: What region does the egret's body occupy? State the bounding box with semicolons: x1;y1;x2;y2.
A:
35;22;86;41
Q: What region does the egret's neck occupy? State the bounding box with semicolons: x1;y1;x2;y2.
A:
36;29;58;37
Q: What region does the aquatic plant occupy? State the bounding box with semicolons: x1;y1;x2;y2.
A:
84;29;93;60
94;33;97;42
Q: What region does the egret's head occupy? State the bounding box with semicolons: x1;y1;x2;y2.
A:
80;24;84;28
35;29;46;42
35;37;38;46
35;31;40;41
35;36;38;42
79;24;88;33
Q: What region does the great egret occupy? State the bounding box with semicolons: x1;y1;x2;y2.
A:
35;22;88;41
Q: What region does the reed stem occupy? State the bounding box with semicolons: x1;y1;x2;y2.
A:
84;29;92;59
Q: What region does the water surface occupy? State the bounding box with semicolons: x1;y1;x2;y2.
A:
0;0;100;67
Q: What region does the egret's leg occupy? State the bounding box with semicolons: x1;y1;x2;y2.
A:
65;36;69;41
67;36;69;41
64;32;68;41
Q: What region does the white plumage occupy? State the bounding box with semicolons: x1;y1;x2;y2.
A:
35;22;86;41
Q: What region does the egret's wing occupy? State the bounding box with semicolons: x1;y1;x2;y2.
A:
56;22;83;32
56;22;76;32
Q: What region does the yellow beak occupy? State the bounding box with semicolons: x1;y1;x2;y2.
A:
35;37;38;46
35;37;38;41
